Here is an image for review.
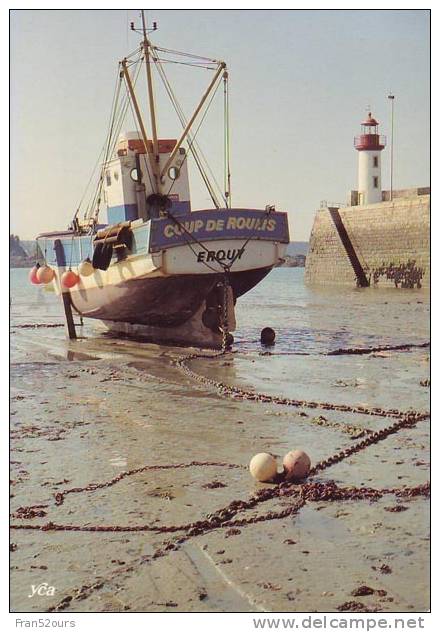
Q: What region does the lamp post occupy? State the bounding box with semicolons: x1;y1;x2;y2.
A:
388;94;395;201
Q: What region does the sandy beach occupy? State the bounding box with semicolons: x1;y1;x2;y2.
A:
10;268;430;613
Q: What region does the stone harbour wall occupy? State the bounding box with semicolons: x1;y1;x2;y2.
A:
305;195;430;288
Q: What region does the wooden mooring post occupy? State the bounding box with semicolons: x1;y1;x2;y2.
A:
54;239;77;340
61;291;77;340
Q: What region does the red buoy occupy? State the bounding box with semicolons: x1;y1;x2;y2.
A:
61;270;80;289
29;264;42;285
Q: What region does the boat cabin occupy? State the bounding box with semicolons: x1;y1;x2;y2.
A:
103;131;191;225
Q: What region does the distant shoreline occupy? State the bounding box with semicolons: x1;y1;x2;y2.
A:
10;240;309;270
277;254;306;268
10;258;33;269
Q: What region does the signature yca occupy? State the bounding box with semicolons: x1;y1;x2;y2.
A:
28;583;56;598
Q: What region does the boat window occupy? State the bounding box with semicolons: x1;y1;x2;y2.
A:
168;166;180;181
106;171;111;186
179;147;186;155
130;168;139;182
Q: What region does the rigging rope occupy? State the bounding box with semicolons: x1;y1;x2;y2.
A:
158;65;225;205
223;70;231;207
153;63;221;207
88;53;143;225
73;67;123;224
155;57;218;70
153;44;219;64
85;66;130;223
152;51;226;207
78;41;230;228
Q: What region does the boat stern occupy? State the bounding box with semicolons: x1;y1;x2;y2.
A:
149;208;290;275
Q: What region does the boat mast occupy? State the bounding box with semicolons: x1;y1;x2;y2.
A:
127;11;227;203
121;59;157;186
141;10;161;194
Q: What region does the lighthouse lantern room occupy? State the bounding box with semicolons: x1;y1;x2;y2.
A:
354;113;386;205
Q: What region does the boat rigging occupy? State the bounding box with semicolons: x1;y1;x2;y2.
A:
32;10;289;349
77;10;231;231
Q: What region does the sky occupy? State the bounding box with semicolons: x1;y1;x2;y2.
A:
10;9;430;241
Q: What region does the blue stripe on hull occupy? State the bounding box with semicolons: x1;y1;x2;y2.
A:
107;203;139;224
39;222;151;267
107;200;190;224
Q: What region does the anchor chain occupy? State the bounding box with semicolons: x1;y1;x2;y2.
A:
221;269;230;353
175;278;429;425
18;478;427;616
174;305;429;489
308;411;428;476
10;279;429;603
175;349;429;483
10;479;430;535
174;269;232;373
53;461;243;507
175;351;427;421
25;480;429;615
10;412;428;534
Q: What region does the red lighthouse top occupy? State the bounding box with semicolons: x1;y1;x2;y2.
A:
361;112;379;126
354;112;386;151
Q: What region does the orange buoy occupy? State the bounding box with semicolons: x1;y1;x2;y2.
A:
29;264;42;285
283;450;311;481
61;270;80;289
36;265;55;284
78;258;94;277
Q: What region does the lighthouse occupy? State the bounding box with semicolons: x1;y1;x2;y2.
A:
354;112;386;205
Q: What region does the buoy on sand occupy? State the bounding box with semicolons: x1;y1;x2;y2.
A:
249;452;278;482
36;265;55;284
61;270;80;289
78;258;94;277
260;327;276;345
225;332;234;347
29;264;41;285
283;450;311;481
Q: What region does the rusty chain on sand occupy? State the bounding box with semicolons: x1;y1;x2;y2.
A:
10;277;430;614
11;278;429;536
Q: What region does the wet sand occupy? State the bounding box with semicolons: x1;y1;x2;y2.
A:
10;269;430;612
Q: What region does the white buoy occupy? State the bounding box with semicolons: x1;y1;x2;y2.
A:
283;450;311;481
249;453;278;482
78;258;94;277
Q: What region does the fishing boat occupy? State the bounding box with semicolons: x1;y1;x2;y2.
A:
31;11;290;347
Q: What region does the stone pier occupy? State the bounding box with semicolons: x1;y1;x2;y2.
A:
305;193;430;288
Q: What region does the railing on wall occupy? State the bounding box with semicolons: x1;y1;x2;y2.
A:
320;200;347;209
